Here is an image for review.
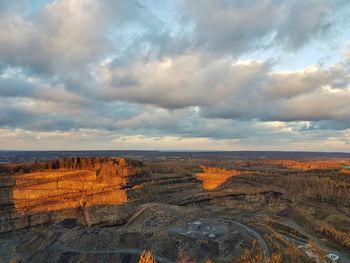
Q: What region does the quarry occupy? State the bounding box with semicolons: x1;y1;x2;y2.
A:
0;155;350;262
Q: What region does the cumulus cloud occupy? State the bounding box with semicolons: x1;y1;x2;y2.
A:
0;1;122;78
100;53;350;123
0;0;350;150
99;54;270;108
182;0;350;54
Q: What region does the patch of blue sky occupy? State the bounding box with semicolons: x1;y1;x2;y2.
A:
24;0;53;16
275;27;350;71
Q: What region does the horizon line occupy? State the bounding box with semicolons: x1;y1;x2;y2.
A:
1;149;350;154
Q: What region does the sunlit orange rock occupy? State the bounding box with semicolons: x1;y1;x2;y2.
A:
9;158;139;213
196;166;242;190
139;250;157;263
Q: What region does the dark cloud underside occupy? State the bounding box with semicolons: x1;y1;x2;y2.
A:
0;0;350;150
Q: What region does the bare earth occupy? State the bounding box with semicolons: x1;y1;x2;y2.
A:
1;153;350;262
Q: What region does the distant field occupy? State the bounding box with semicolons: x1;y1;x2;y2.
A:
2;150;350;164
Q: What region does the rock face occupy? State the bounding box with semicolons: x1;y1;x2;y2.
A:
0;157;306;263
0;157;290;234
196;166;242;190
12;158;138;211
0;158;143;233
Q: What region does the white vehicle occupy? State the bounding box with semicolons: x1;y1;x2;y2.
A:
327;253;339;261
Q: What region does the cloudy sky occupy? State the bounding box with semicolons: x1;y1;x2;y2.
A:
1;0;350;151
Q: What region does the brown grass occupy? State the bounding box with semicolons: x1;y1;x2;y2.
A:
235;240;264;263
319;224;350;249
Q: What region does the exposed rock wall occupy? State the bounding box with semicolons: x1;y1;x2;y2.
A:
196;166;243;190
0;158;143;233
0;158;291;234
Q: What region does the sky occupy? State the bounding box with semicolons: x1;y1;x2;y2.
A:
1;0;350;151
